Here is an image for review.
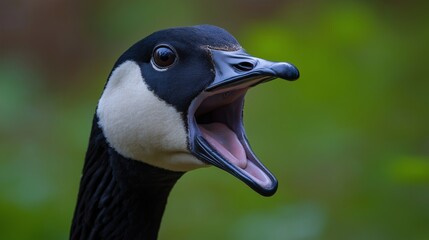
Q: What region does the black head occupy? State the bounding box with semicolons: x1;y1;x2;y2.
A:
114;25;241;112
97;25;299;196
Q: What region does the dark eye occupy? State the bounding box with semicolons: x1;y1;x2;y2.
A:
152;45;177;69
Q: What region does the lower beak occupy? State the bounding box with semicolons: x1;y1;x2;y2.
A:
188;48;299;196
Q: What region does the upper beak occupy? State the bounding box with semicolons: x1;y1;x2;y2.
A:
207;48;299;91
188;48;299;196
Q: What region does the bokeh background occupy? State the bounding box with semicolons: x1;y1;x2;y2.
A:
1;0;428;239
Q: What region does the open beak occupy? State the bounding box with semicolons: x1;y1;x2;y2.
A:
187;48;299;196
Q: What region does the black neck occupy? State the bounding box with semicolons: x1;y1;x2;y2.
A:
70;117;184;240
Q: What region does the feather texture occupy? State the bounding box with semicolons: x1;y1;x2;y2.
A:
70;115;184;240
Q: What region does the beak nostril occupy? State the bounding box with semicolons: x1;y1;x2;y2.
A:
233;61;255;72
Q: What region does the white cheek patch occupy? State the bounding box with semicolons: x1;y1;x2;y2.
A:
97;61;207;171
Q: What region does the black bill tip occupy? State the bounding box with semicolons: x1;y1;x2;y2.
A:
271;62;300;81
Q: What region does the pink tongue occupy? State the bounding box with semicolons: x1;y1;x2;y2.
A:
199;123;247;169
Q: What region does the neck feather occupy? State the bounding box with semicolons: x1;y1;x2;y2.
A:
70;116;184;240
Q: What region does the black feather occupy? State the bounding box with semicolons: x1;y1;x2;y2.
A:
70;115;184;240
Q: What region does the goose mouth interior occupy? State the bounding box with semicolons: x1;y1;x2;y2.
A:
187;80;278;196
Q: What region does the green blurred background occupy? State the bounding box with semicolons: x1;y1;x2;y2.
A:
1;0;428;239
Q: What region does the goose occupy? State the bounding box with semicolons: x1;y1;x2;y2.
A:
70;24;299;240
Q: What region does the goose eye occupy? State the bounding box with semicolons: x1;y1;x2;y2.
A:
152;45;177;69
